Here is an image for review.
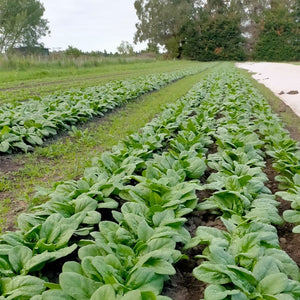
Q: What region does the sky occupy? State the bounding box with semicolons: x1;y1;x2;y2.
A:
39;0;146;53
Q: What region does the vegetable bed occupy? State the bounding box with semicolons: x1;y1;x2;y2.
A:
0;67;299;299
0;66;206;154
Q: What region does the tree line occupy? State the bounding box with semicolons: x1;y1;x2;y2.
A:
1;0;299;61
134;0;300;61
0;0;49;53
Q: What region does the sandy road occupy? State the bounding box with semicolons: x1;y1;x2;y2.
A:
236;62;300;116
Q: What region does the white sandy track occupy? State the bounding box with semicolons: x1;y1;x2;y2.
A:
236;62;300;116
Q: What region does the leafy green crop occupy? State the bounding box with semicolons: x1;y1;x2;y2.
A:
176;70;300;299
186;218;300;299
0;68;204;154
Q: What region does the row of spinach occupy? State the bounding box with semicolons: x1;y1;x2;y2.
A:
254;96;300;234
0;80;213;299
184;73;300;299
0;66;207;154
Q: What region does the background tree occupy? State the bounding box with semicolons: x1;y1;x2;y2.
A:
134;0;299;61
145;41;160;54
182;12;246;60
134;0;194;58
253;0;300;60
65;45;83;58
232;0;298;56
182;1;246;60
134;0;245;59
117;41;134;55
0;0;49;53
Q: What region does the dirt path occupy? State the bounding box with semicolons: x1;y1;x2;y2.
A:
236;62;300;116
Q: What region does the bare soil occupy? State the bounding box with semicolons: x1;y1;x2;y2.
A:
264;157;279;194
2;198;28;231
264;156;300;267
287;90;299;95
278;221;300;266
163;262;206;300
0;155;24;174
163;210;225;300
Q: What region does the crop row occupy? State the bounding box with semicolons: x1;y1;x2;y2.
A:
0;66;206;154
257;110;300;233
182;73;300;299
0;68;299;299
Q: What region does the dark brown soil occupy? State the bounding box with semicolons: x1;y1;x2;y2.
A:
277;220;300;267
264;157;280;194
0;155;24;173
264;157;300;267
287;90;299;95
2;198;27;231
163;210;225;300
163;261;206;300
196;189;214;203
216;112;224;119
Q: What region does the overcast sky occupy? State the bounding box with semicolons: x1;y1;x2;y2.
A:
39;0;146;53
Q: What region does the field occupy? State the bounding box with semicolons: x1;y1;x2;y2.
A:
0;60;299;299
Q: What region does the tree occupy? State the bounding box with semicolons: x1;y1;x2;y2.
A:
65;45;83;58
134;0;298;61
117;41;134;55
0;0;49;53
145;41;160;53
134;0;194;58
182;3;246;61
253;1;300;60
231;0;298;56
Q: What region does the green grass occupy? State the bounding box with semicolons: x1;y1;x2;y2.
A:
0;176;12;192
0;59;202;104
0;54;157;79
0;61;220;231
0;59;194;83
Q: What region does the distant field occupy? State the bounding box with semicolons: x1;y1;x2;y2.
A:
0;59;200;104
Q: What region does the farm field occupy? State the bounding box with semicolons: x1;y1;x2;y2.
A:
0;61;218;230
0;60;201;104
0;61;300;299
